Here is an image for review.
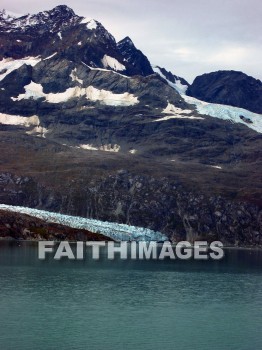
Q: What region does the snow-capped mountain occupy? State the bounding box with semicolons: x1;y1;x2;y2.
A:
0;5;80;33
0;5;261;244
0;5;152;76
0;5;82;39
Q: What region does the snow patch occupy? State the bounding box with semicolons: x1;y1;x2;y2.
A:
80;144;98;151
86;19;97;30
162;102;192;115
77;41;82;46
129;149;137;154
70;68;83;85
153;66;188;94
0;204;167;242
57;32;62;40
84;86;138;106
80;17;90;24
43;52;57;60
0;112;40;127
12;82;139;106
26;125;48;138
154;115;204;122
12;81;45;101
102;55;125;71
80;144;121;152
82;62;130;79
152;102;203;122
0;57;41;81
210;165;222;170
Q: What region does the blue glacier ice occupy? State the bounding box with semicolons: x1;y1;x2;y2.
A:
0;204;168;241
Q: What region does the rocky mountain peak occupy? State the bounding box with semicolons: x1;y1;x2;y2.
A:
49;5;76;16
117;36;153;76
0;5;80;33
118;36;134;46
0;5;156;76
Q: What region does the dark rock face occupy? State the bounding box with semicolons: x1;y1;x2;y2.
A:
0;172;261;246
187;70;262;114
117;37;154;76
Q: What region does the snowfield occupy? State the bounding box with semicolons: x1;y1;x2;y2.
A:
102;55;126;72
12;82;139;106
0;112;40;127
0;204;168;242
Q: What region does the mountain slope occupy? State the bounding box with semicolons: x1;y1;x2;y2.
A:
0;5;261;244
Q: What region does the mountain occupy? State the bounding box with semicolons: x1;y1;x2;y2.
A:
187;70;262;114
0;5;261;245
0;5;153;77
117;36;154;76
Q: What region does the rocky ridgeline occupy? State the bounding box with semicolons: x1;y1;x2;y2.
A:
0;5;153;77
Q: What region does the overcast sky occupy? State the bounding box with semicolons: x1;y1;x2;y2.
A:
2;0;262;82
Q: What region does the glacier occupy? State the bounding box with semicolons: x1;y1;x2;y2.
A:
0;204;168;242
153;67;262;133
183;95;262;133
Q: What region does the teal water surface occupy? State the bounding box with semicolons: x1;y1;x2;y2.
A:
0;242;261;350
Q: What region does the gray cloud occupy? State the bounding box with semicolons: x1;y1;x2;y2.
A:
2;0;262;82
